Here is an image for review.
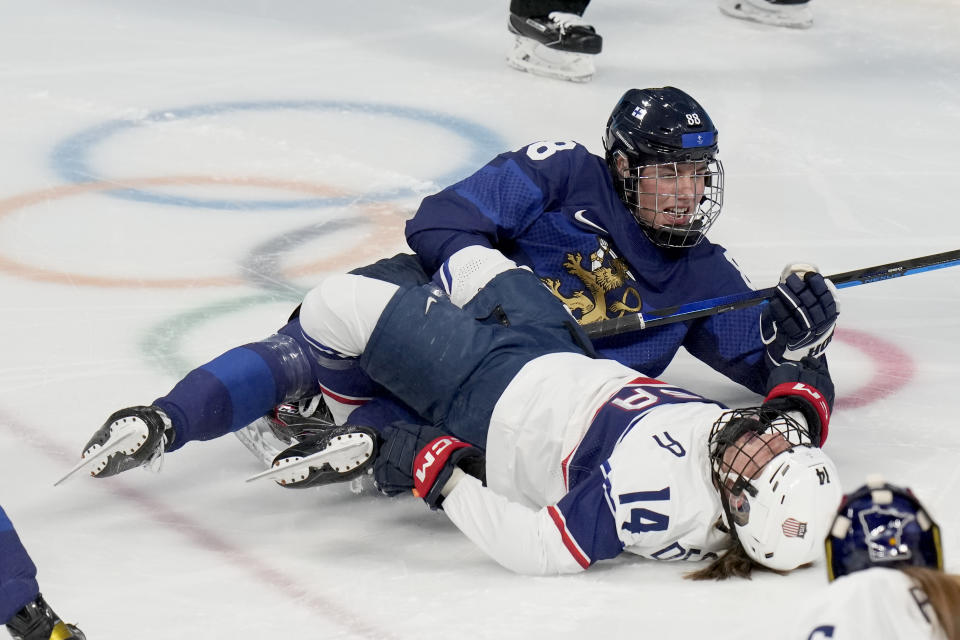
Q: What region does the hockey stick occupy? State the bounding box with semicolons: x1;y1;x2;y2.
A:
584;248;960;339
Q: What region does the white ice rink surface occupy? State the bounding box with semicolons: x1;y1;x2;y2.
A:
1;1;959;638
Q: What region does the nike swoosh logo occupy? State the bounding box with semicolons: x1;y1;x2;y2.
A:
425;296;437;313
573;209;608;234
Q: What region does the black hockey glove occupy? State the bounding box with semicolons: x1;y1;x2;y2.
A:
761;265;839;365
763;358;834;446
374;422;485;508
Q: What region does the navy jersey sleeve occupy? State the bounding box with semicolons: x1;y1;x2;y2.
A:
684;306;769;394
549;466;624;567
679;246;771;395
405;141;597;272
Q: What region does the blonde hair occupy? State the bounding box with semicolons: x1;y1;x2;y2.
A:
902;567;960;640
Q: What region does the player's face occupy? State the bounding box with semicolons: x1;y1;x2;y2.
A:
717;430;791;525
721;430;792;484
635;162;707;228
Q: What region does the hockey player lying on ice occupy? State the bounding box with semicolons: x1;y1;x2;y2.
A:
70;245;843;578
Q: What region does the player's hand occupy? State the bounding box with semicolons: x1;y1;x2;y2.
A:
763;358;834;446
761;263;839;364
412;434;483;509
375;422;484;503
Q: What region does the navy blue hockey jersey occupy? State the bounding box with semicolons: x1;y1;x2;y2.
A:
405;141;771;393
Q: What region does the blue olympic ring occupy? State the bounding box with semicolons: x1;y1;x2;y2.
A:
51;100;506;210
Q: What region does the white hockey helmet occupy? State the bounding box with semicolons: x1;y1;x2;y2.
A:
733;446;842;570
710;408;843;571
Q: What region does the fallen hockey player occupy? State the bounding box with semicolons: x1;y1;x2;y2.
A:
67;246;843;577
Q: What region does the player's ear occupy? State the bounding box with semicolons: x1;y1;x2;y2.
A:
615;151;630;178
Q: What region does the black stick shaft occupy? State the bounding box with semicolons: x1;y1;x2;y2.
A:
584;248;960;339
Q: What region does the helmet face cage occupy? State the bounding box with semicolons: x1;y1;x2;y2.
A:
826;482;944;581
616;154;724;249
708;408;814;529
603;87;723;249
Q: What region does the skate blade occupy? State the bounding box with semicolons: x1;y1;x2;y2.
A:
506;36;595;82
717;1;813;28
245;435;374;485
54;428;140;486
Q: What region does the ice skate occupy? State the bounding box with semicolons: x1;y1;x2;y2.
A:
508;12;602;54
56;406;173;485
6;594;85;640
717;0;813;28
246;425;378;488
234;394;335;468
506;11;601;82
507;35;596;83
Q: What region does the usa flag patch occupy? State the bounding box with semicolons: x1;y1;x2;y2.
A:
782;518;808;538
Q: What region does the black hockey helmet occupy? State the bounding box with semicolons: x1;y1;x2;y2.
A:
825;476;943;581
603;87;724;248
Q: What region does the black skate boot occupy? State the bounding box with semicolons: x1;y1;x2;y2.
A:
234;394;337;468
6;594;85;640
246;425;378;489
81;405;172;478
506;12;601;82
508;12;602;53
269;395;336;441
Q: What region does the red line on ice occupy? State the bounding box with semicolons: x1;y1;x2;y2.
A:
0;411;399;640
834;327;916;410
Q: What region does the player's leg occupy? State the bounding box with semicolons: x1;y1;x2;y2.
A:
260;266;584;490
1;506;84;640
71;325;320;480
302;267;588;444
510;0;591;18
0;506;39;627
234;254;432;465
439;246;595;355
300;273;523;445
194;249;461;443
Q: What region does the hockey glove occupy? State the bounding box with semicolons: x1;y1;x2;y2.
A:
761;264;839;365
763;358;834;446
375;422;485;507
412;435;483;509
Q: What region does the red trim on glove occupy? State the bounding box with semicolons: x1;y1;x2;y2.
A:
412;436;473;498
765;382;831;445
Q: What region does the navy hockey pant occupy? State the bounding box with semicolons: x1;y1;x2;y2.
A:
359;269;593;447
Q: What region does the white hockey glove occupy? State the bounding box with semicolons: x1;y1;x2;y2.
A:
761;263;839;365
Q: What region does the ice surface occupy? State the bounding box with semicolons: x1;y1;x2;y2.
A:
1;1;958;638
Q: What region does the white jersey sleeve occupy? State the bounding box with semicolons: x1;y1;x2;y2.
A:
441;474;585;575
794;568;946;640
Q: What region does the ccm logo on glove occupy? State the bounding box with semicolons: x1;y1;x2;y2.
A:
413;437;471;494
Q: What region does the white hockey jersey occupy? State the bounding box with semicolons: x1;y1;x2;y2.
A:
794;568;947;640
442;352;732;574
